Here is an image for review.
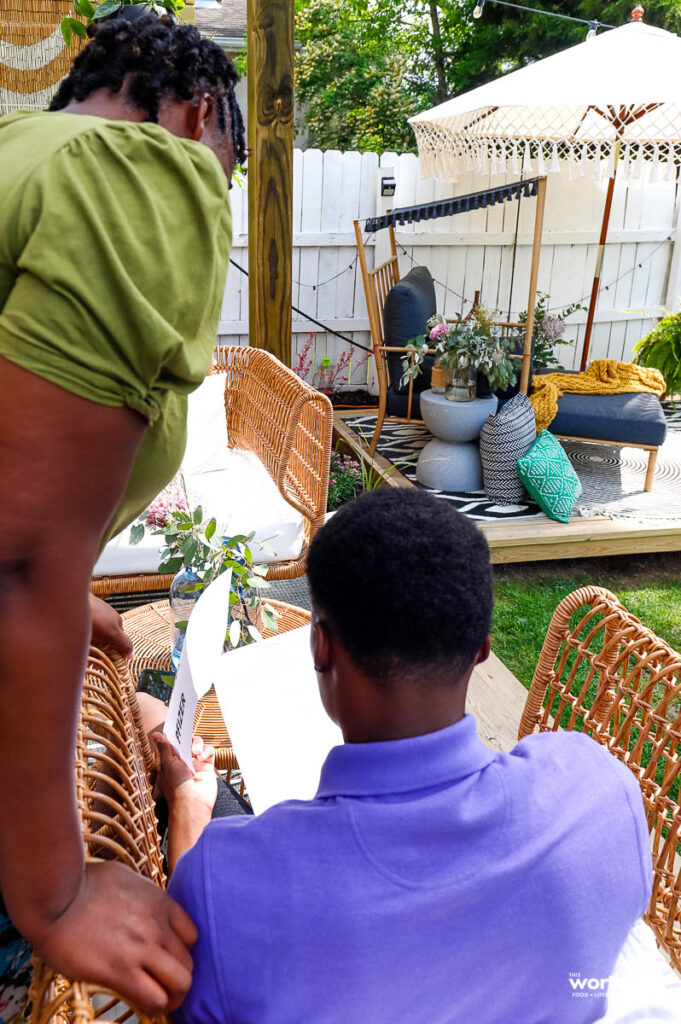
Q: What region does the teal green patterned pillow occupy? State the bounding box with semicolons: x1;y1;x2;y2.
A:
516;430;582;523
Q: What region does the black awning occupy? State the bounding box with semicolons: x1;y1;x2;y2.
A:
364;177;540;234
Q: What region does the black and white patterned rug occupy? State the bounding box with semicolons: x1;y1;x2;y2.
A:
343;402;681;524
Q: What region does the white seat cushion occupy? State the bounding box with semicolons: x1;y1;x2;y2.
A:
93;526;166;578
184;450;305;563
181;373;230;476
601;918;681;1022
93;449;304;579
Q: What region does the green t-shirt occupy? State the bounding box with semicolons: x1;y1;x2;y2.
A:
0;110;232;545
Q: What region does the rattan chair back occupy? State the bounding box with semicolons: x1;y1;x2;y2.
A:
91;347;332;599
30;647;168;1024
518;585;681;972
211;346;332;560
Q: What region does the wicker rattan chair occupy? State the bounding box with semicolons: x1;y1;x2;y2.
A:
29;646;169;1024
91;346;332;601
30;598;312;1022
518;585;681;972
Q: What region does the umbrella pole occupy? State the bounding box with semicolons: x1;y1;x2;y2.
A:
580;140;621;371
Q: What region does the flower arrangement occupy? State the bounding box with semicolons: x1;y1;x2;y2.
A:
130;486;278;648
401;311;516;394
517;292;585;369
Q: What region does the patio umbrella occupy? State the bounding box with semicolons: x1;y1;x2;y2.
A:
408;8;681;369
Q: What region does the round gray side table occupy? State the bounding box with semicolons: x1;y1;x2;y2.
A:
416;391;498;491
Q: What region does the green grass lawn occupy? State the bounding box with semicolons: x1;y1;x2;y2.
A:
491;552;681;689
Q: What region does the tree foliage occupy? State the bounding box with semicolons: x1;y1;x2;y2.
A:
295;0;681;153
295;0;418;152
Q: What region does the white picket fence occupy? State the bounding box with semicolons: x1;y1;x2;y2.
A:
217;148;681;387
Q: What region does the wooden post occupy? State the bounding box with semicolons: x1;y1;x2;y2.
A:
580;141;621;371
520;176;547;395
247;0;294;364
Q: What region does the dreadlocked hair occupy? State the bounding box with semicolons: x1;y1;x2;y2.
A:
49;15;246;166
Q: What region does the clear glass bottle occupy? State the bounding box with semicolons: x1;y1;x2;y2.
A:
169;565;202;671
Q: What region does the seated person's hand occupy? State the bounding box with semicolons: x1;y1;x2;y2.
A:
155;733;218;814
89;592;133;658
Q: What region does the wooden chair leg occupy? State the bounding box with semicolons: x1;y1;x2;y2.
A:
370;389;387;456
644;447;658;492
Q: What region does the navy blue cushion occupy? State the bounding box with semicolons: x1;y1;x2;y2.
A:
383;267;436;395
385;387;424;419
550;391;667;447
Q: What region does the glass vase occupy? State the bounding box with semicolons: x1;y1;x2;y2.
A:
446;362;477;402
169;565;202;671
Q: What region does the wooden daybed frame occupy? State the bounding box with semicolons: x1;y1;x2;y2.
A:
355;175;662;491
354;177;546;456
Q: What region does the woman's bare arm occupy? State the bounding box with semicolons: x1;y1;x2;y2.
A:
0;356;196;1013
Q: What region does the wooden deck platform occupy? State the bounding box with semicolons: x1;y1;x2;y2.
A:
334;410;681;565
469;652;527;753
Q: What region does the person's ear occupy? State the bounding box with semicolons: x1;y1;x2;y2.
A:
187;93;214;142
311;618;332;674
475;636;491;666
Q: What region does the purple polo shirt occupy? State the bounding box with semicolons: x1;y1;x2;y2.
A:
170;715;651;1024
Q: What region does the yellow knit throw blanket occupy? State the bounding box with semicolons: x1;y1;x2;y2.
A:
530;359;666;433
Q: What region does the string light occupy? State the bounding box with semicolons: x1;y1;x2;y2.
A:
472;0;616;39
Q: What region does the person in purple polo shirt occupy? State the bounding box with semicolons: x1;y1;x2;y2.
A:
157;489;651;1024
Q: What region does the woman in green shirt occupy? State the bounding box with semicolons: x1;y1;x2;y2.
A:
0;15;243;1019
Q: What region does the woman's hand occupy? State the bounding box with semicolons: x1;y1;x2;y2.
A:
89;593;133;659
155;733;218;813
34;861;197;1015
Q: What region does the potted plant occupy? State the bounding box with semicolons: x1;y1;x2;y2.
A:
61;0;184;47
401;313;516;402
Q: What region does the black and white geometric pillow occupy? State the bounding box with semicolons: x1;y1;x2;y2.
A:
479;393;537;504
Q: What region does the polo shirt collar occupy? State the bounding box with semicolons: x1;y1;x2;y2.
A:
316;714;496;798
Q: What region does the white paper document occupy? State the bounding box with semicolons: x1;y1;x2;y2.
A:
213;625;342;814
164;569;232;768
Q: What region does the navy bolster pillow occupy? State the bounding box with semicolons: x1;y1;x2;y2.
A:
383;267;437;395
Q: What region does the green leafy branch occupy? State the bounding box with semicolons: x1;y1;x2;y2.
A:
130;501;278;650
61;0;184;47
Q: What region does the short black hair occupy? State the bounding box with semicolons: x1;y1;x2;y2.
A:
49;15;246;167
307;489;493;684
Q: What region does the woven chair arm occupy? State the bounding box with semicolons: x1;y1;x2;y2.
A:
518;586;622;739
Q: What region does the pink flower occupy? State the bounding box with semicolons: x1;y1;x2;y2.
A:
430;322;448;340
541;315;565;343
146;490;189;529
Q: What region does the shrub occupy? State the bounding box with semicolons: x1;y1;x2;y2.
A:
634;313;681;403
